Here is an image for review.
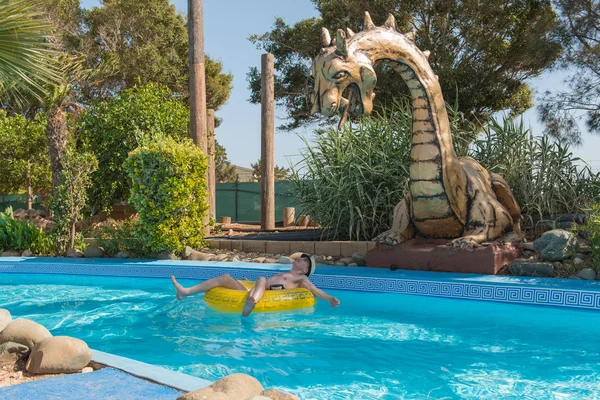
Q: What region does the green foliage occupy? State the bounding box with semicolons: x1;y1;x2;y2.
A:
292;102;600;240
92;217;142;256
248;0;562;130
470;117;600;227
125;137;209;253
215;141;238;183
0;0;62;105
0;111;51;196
251;158;290;182
77;0;233;106
0;207;53;254
580;204;600;270
538;0;600;144
80;83;190;211
51;149;98;253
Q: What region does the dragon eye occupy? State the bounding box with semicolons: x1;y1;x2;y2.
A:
332;71;348;80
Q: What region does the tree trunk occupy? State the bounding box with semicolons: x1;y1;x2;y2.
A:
70;221;76;250
26;160;32;210
46;104;68;194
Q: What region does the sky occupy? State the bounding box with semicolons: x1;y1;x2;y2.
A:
79;0;600;172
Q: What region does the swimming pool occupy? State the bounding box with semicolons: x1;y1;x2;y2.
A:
2;270;600;399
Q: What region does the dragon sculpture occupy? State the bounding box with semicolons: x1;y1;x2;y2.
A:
311;12;522;247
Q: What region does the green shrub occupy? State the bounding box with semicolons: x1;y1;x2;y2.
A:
92;217;142;255
0;207;53;254
80;83;189;212
292;103;600;240
580;204;600;270
51;150;98;254
125;137;209;253
471;118;600;228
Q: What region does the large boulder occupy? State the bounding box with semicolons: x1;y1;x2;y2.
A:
533;230;577;261
0;319;51;348
508;260;554;278
66;248;84;258
1;249;21;257
115;250;132;259
83;246;104;258
26;336;92;374
351;253;367;267
577;268;597;280
178;373;264;400
184;246;215;261
0;308;11;332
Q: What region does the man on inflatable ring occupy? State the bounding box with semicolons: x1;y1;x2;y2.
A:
170;253;340;316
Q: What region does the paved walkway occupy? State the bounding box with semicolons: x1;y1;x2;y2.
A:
0;368;182;400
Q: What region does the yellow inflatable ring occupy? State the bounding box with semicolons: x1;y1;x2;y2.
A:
203;280;316;313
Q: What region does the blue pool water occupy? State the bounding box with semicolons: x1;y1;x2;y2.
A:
1;273;599;399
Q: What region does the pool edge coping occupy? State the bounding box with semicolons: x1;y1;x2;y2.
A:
91;349;211;393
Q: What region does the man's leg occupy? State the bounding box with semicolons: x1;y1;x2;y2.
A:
171;274;246;300
242;277;267;317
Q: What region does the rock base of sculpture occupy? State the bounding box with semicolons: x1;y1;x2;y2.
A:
366;238;521;275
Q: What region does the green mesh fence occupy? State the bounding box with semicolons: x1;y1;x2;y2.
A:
1;194;45;212
216;180;302;223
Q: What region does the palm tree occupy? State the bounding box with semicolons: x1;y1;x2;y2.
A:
0;0;61;105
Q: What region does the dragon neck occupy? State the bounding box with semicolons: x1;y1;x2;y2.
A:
349;32;457;182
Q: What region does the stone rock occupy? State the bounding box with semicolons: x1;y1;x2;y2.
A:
521;242;536;251
66;248;84;258
0;319;52;348
347;263;358;267
1;249;21;257
573;253;587;260
522;250;534;258
186;249;215;261
558;221;577;230
157;251;175;260
262;389;300;400
115;250;132;259
251;257;266;263
573;258;585;265
21;249;33;257
83;246;104;258
351;253;367;266
289;252;303;260
533;230;577;261
264;258;279;264
508;260;554;277
178;373;264;400
279;256;293;264
577;268;597;280
214;254;229;262
576;238;591;254
81;366;94;373
334;261;346;266
314;255;326;264
230;256;241;263
0;309;11;332
339;257;353;265
0;341;30;360
569;275;583;280
26;336;92;374
552;262;563;270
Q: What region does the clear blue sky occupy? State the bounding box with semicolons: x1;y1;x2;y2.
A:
80;0;600;172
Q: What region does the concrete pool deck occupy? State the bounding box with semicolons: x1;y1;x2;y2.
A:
0;367;183;399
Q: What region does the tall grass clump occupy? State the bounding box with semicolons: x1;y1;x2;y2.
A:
471;118;600;229
0;207;53;254
290;103;413;241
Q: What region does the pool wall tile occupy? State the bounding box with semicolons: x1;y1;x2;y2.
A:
1;257;599;311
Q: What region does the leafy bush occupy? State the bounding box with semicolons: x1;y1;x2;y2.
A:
51;150;98;254
580;204;600;270
92;217;142;255
125;137;209;253
471;118;600;228
0;207;53;254
292;103;600;240
80;83;189;211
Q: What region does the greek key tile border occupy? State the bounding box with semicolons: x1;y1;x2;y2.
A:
1;261;599;311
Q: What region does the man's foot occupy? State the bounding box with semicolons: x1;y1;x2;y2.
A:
170;276;188;300
242;296;257;317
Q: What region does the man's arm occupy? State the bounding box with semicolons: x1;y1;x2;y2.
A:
299;277;340;308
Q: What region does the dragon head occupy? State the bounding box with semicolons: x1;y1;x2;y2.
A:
311;26;377;119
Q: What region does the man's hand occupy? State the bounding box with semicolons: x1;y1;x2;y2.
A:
328;296;340;308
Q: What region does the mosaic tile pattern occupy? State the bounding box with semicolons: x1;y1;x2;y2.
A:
1;260;599;311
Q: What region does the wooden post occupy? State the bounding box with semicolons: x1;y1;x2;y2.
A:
260;53;275;230
188;0;208;235
207;109;216;222
283;207;295;227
